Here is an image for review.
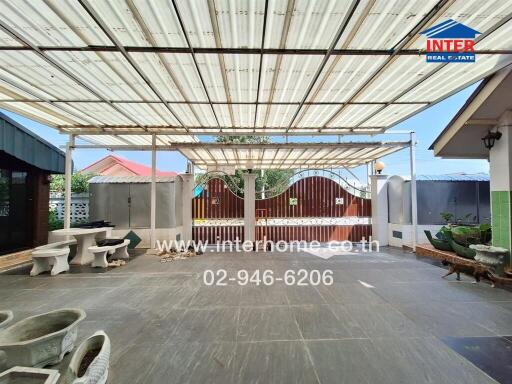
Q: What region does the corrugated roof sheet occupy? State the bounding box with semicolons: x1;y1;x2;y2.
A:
0;0;509;141
0;111;65;173
404;173;490;181
179;141;408;170
89;175;177;184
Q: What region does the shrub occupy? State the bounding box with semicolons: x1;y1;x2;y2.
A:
48;208;64;231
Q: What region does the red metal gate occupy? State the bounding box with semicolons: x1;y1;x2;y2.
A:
193;173;371;243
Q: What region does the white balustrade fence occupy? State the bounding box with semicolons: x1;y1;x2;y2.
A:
49;192;89;223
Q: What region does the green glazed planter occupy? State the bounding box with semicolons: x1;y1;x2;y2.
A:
425;230;453;252
449;240;476;259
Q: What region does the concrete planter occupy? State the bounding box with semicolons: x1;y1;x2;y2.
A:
60;331;111;384
470;244;509;276
0;311;13;330
0;366;60;384
0;308;86;370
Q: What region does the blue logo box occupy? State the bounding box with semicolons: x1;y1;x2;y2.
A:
426;52;476;63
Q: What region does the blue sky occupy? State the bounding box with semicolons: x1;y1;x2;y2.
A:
0;82;488;181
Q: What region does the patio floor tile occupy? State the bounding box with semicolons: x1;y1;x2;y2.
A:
2;247;511;383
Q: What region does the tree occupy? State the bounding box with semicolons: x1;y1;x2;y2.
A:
50;173;94;194
213;136;294;195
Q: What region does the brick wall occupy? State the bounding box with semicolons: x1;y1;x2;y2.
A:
31;171;49;247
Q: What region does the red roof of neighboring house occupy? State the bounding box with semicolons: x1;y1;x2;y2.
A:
81;155;177;177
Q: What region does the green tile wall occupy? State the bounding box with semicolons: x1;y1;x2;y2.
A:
491;191;511;255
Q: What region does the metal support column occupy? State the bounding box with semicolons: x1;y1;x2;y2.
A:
366;162;371;188
64;134;75;229
410;132;418;251
150;134;157;249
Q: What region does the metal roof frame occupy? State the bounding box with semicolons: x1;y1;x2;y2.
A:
0;0;509;140
68;140;410;170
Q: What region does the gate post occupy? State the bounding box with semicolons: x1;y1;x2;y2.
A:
243;173;257;245
370;174;389;247
180;173;194;244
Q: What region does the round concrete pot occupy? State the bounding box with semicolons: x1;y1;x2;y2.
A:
470;244;509;276
0;311;13;329
0;308;86;370
60;330;111;384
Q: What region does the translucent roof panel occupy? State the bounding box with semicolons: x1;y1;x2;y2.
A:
0;0;111;47
47;51;157;101
268;0;355;49
354;56;441;103
179;142;408;170
325;104;383;128
407;0;512;50
307;56;388;103
130;53;205;102
341;0;439;50
0;0;510;138
295;104;342;128
87;0;187;47
398;54;512;103
80;134;197;145
360;104;425;128
0;101;89;127
259;55;324;103
0;52;97;101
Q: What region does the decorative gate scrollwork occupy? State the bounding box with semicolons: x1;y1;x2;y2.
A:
193;170;371;243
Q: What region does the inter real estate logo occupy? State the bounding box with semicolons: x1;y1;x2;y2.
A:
420;19;480;63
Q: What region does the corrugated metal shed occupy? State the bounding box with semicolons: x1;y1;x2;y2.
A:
89;175;177;184
0;112;65;173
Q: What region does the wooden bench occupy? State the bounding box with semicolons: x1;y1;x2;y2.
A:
30;248;70;276
88;239;130;268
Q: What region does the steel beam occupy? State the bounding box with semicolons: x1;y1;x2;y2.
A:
64;135;75;229
0;99;428;105
0;45;509;55
322;0;453;127
286;0;361;132
254;0;270;130
0;19;145;130
77;0;187;130
410;132;418;251
170;0;221;129
69;141;410;150
150;134;157;249
350;11;512;130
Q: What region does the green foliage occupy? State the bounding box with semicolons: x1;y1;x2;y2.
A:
0;175;8;202
48;208;64;231
440;211;478;225
440;212;454;224
451;226;484;247
479;223;492;244
213;136;294;194
51;173;94;193
215;135;270;144
48;209;88;231
436;226;452;241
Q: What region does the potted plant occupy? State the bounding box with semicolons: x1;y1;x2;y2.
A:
470;244;508;276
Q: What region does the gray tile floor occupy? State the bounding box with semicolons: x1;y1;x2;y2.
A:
1;247;511;383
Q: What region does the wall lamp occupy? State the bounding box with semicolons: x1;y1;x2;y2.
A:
482;130;502;150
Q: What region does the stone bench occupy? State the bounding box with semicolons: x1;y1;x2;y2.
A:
30;248;70;276
89;239;130;268
34;239;77;251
